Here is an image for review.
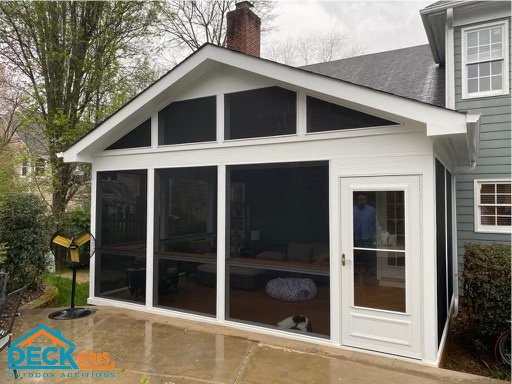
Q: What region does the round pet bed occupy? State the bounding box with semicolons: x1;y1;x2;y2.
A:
266;277;317;301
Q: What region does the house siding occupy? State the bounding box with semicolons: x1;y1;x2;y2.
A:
454;17;512;273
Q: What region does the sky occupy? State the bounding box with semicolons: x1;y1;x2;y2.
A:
264;1;433;55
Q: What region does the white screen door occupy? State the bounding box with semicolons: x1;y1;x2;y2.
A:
340;175;422;359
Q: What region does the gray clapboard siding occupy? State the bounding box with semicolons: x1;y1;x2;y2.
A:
480;129;511;140
453;16;512;275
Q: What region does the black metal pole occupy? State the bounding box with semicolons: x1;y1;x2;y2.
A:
70;263;77;310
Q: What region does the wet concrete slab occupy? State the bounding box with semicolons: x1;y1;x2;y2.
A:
0;306;499;383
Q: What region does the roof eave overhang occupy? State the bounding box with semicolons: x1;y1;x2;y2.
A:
420;7;448;64
420;1;492;65
429;113;481;167
60;44;473;164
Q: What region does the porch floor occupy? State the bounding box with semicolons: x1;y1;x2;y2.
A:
0;306;494;383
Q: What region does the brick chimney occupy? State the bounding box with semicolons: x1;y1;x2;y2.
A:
226;1;261;57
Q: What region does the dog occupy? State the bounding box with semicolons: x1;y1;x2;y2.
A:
277;315;312;332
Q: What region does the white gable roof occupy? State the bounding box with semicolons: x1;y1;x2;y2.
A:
60;44;479;164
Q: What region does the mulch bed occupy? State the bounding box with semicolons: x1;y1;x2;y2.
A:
20;286;45;306
443;304;510;381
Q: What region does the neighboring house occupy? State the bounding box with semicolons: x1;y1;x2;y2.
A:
13;129;49;179
2;125;52;205
60;1;508;366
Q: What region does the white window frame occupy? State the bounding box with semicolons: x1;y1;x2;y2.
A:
461;20;509;99
21;158;29;177
474;179;512;233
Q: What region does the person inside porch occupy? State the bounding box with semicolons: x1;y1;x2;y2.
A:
353;193;377;276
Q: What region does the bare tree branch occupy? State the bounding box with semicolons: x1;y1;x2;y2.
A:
262;30;366;66
159;0;278;64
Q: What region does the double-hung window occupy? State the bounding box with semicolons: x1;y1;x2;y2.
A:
475;180;511;233
462;21;509;98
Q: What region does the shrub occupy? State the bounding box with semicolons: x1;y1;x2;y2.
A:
0;193;50;291
0;243;7;266
62;201;91;229
461;242;511;339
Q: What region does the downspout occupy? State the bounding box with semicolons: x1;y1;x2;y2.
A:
452;115;480;317
445;8;455;110
451;160;475;318
454;160;476;176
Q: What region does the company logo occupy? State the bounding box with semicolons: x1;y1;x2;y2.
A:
7;324;114;378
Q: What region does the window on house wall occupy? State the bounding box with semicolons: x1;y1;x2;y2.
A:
225;86;297;140
158;96;216;145
106;119;151;150
462;21;509;98
34;158;46;177
475;180;511;233
21;159;29;177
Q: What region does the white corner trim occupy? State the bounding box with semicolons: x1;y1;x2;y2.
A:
445;8;455;110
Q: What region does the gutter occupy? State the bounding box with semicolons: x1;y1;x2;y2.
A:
454;113;480;174
419;1;466;15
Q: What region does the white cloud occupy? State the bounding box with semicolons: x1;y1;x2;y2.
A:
264;0;433;54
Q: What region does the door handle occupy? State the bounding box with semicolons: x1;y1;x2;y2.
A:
342;253;352;266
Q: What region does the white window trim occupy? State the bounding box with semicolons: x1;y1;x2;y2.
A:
461;20;509;99
474;179;512;234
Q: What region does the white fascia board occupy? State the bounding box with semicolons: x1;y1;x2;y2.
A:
426;112;479;137
62;44;468;163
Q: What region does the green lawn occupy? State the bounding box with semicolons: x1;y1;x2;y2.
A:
45;272;89;307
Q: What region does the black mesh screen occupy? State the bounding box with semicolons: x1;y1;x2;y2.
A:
225;87;296;139
446;170;453;305
106;119;151;150
435;159;447;345
159;96;216;145
307;96;395;133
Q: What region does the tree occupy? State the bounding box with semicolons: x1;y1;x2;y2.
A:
0;65;23;152
158;1;278;66
0;2;160;222
262;30;366;66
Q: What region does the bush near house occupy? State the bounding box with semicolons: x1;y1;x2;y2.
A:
62;201;91;229
461;242;511;339
0;193;50;291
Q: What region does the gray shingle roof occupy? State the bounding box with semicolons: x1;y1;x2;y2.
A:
15;126;48;157
301;44;445;107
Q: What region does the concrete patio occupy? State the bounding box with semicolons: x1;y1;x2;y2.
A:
0;306;498;383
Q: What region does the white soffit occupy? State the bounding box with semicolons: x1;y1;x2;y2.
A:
60;44;471;163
